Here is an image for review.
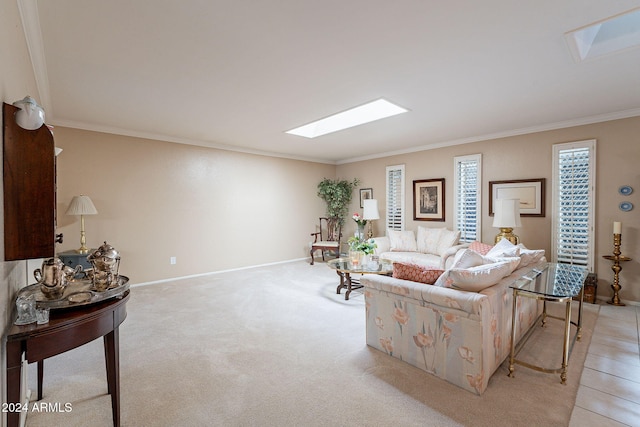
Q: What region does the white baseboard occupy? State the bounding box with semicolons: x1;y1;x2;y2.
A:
131;257;309;288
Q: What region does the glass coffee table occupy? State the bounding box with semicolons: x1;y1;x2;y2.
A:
327;258;394;300
508;262;588;384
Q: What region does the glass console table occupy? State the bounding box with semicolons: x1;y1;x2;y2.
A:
508;263;588;384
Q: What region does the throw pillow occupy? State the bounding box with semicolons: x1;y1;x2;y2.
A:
416;226;443;255
451;248;485;269
388;229;417;252
469;241;493;255
436;229;461;256
393;262;444;285
516;244;545;267
446;260;515;292
486;238;520;258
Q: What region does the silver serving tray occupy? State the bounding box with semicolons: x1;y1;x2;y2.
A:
17;274;129;309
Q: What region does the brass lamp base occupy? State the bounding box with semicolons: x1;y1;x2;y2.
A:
495;228;519;245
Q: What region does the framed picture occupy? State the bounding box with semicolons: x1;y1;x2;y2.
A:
413;178;445;221
359;188;372;208
489;178;545;217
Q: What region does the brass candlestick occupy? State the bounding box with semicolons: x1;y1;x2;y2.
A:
602;233;632;306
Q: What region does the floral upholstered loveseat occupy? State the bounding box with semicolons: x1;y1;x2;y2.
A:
360;239;546;394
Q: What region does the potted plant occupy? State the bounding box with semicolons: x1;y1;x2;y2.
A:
316;178;360;226
347;236;377;267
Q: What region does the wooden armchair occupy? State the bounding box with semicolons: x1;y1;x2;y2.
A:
309;217;342;265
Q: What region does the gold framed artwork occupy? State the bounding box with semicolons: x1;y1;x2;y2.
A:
413;178;445;221
489;178;545;217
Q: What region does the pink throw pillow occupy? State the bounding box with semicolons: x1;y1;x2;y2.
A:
393;262;444;285
469;241;493;255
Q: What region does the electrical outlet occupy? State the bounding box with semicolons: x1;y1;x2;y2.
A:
170;257;177;265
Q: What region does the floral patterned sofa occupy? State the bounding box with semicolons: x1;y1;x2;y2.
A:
360;239;546;394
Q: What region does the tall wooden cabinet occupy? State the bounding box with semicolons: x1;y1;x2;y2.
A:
3;102;56;260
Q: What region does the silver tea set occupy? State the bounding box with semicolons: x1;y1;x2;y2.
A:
33;241;121;299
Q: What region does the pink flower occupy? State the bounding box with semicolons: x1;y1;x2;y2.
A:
413;331;434;348
458;346;475;363
380;337;393;354
392;307;409;325
466;372;485;393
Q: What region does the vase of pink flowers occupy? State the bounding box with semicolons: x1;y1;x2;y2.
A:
352;213;367;238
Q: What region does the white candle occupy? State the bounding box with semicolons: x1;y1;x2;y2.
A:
613;221;621;234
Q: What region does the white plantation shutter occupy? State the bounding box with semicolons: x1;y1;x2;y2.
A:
552;140;596;272
386;165;405;231
454;154;481;243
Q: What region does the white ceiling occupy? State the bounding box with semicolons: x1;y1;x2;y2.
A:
19;0;640;164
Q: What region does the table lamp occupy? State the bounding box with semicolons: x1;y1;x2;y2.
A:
363;199;380;239
493;198;521;244
65;195;98;253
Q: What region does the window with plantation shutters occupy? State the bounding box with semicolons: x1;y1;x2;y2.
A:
386;165;405;231
453;154;482;243
552;140;596;272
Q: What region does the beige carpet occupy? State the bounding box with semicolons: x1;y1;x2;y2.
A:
24;260;599;427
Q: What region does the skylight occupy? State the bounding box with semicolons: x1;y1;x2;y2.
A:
565;7;640;62
285;98;408;139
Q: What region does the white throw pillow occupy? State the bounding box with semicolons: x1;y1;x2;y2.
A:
437;229;461;256
483;256;521;274
516;244;545;267
416;226;443;255
451;248;485;269
387;229;417;252
446;260;515;292
486;238;520;258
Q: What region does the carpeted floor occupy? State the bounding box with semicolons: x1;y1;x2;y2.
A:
24;260;598;426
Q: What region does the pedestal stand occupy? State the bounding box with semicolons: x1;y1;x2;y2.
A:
602;233;632;306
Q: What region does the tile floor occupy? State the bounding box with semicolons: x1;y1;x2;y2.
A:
569;303;640;427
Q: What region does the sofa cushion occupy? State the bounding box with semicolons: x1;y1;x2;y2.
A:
486;238;520;258
468;241;493;255
380;252;442;270
392;262;444;285
388;230;417;252
442;260;517;292
437;229;461;256
416;226;443;255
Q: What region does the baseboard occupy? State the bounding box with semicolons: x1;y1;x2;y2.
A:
130;257;309;288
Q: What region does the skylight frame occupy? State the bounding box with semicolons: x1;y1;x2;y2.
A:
285;98;409;139
565;7;640;62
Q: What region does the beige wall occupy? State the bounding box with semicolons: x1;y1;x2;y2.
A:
338;117;640;304
55;127;334;283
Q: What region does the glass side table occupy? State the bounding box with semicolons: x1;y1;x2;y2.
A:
508;263;588;384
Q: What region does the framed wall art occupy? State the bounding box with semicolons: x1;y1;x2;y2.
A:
489;178;545;217
359;188;372;208
413;178;445;221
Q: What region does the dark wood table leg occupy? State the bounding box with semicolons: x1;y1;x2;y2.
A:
104;328;121;427
343;273;353;300
37;360;44;400
336;270;345;295
6;340;22;427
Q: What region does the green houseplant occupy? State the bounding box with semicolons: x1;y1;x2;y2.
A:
316;178;360;226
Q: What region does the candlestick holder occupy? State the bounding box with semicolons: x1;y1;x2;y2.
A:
602;233;632;306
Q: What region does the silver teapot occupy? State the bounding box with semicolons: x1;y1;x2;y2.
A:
87;242;121;291
34;257;82;299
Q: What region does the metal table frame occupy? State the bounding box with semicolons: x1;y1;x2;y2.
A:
508;263;587;384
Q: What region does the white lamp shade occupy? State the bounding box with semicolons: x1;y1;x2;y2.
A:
363;199;380;220
65;195;98;216
492;198;521;228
